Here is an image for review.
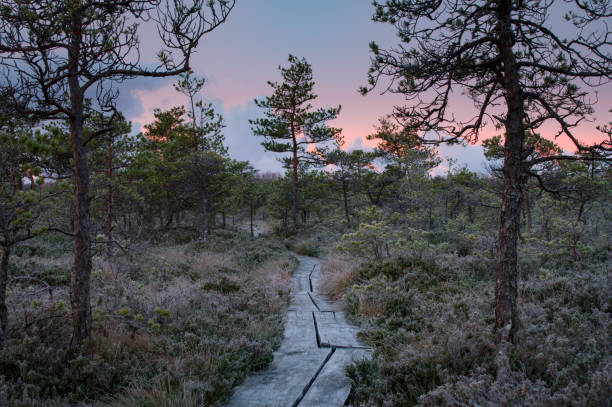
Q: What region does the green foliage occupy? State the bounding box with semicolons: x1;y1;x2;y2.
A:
0;122;49;247
320;156;611;406
367;117;441;177
323;146;378;224
338;206;400;260
0;5;609;404
251;54;342;231
123;74;239;239
251;55;342;163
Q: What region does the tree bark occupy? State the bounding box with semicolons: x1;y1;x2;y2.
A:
291;125;298;231
164;213;174;229
68;9;93;350
209;211;215;232
0;246;9;345
572;200;586;262
495;0;523;344
135;210;143;236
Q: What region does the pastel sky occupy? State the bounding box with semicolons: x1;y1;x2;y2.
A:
117;0;611;174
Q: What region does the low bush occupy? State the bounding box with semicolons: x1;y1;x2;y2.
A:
293;238;320;257
334;254;611;406
0;232;293;406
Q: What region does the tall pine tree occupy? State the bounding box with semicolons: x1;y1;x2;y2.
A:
251;55;341;231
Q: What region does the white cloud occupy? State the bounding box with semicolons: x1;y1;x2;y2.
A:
432;143;488;176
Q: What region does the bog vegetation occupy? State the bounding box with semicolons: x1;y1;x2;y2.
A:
0;0;610;406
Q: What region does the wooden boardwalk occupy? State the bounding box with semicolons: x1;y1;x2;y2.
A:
225;255;370;407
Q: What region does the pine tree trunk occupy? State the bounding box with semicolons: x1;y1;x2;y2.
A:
0;246;9;345
164;211;173;229
444;194;448;222
136;210;143;236
11;173;17;193
68;10;92;350
69;96;93;349
524;191;532;233
291;135;298;231
495;0;523;344
209;212;215;231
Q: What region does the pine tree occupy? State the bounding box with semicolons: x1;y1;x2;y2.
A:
251;55;342;231
0;0;235;348
362;0;611;343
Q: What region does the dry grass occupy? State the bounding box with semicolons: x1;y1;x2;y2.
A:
293;237;320;256
19;253;72;269
1;234;294;406
318;255;361;301
91;322;159;363
343;254;611;407
355;294;385;317
248;257;293;312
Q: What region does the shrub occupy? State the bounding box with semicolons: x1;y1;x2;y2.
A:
0;231;293;406
341;254;609;406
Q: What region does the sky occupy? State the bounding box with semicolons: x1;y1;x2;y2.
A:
117;0;611;175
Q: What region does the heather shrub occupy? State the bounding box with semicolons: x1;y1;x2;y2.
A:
0;232;293;406
341;253;610;407
293;237;320;256
338;206;401;260
418;362;611;407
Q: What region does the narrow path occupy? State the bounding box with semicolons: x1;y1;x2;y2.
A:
226;255;370;407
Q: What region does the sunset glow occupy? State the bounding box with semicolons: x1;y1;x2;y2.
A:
119;0;611;173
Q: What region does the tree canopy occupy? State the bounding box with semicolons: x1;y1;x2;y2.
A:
251;54;342;231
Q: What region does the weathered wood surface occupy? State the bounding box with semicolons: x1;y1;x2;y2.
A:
226;255;371;407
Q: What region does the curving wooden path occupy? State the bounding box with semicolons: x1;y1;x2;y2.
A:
226;255;370;407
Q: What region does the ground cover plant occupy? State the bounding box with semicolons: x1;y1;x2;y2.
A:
0;231;293;406
0;1;610;405
320;191;611;406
